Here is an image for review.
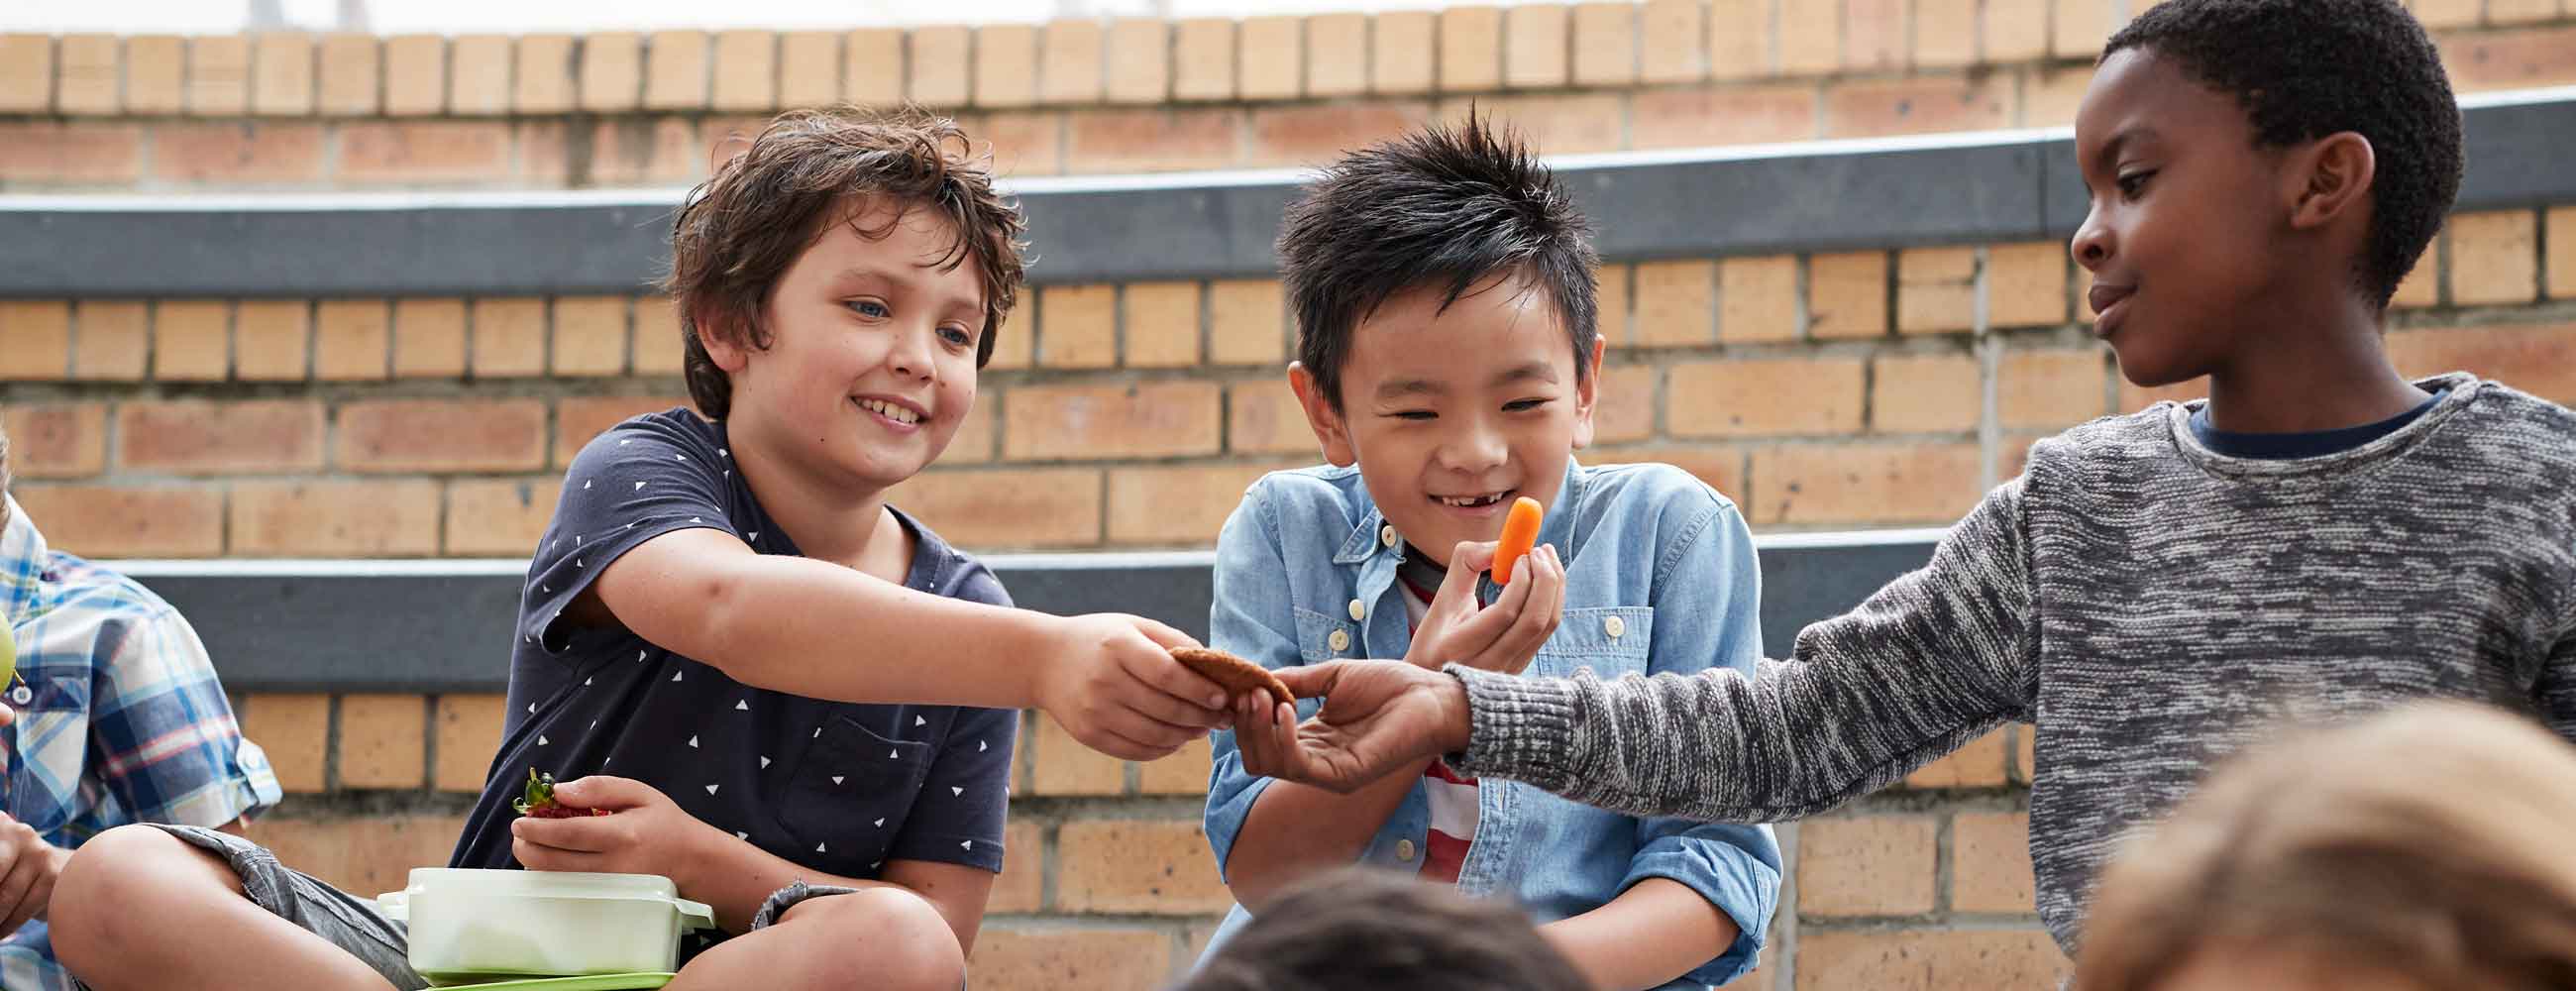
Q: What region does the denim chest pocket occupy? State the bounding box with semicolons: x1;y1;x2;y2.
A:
1293;608;1361;663
1534;606;1655;676
776;716;931;874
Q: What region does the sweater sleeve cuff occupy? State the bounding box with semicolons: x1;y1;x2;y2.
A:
1446;665;1584;793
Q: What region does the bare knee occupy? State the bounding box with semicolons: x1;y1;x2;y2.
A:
782;887;965;991
54;826;238;965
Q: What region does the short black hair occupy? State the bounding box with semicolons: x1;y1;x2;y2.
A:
1168;868;1590;991
2104;0;2462;309
1277;116;1600;410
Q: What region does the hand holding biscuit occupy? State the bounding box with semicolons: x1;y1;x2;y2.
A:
1035;613;1235;762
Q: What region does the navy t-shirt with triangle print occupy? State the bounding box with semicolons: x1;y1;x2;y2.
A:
448;408;1019;921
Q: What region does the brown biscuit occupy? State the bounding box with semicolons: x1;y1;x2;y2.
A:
1171;646;1295;708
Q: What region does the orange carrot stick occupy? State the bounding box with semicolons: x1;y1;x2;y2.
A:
1492;496;1545;586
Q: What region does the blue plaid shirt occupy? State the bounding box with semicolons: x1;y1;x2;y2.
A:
0;496;282;989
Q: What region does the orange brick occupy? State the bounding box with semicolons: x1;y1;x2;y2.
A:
1778;0;1840;75
445;479;562;557
1631;84;1817;150
1067;107;1239;173
243;695;331;793
1749;442;1984;525
633;297;688;376
1954;811;2038;914
338;121;510;183
968;927;1173;990
1897;247;1977;334
1172;18;1235;102
706;30;775;112
231;480;441;556
1983;0;2051;62
507;34;574;114
1104;20;1170;103
549;296;630;377
1797;815;1939;916
1109;462;1294;545
252;814;468;901
1720;256;1802;343
973;24;1037;109
2014;722;2038;784
1670;358;1867;437
1809;252;1890;340
391;298;467;379
0;403;106;479
2413;0;2485;32
123;35;183;114
833;29;900;107
908;26;969;107
580;32;643;111
1504;4;1570;89
1054;820;1229;914
152;299;231;381
186;35;251;115
338;398;547;474
337;694;428;790
1210;279;1287;366
0;122;144;183
430;34;505;117
1798;931;2069;990
1639;0;1707;83
642;31;709;111
1827;74;2016;138
1596;446;1749;501
892;467;1102;550
432;694;507;792
1305;13;1368;98
1593;364;1658;444
2551;208;2576;300
116;399;325;475
469;298;546;379
1634;260;1718;347
1902;727;2011;788
968;109;1062;178
248;34;316;115
773;32;838;109
54;35;116;114
2393;249;2441;310
154;122;325;183
1572;3;1639;86
941;398;998;465
2387;323;2576;406
1006;383;1223;460
2000;349;2107;430
1122;281;1202;369
13;486;223;556
1433;92;1623;154
1598;264;1634;347
0;36;47;114
2489;0;2563;26
1707;0;1775;80
2449;210;2539;306
1038;20;1104;104
1037;283;1117;368
1136;738;1216;795
234;300;310;381
588;117;700;186
554;395;689;468
312;299;388;380
381;35;444;115
986;310;1031;371
1915;0;1981;67
71;301;147;381
988;820;1045;914
1990;242;2070;327
1845;0;1906;71
1440;6;1505;91
1238;16;1303;101
0;301;71;380
1228;385;1317;456
316;34;378;115
1246;99;1429;167
1873;354;1982;434
1373;11;1438;95
2053;0;2115;59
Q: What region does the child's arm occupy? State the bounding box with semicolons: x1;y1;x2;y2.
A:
1539;878;1740;991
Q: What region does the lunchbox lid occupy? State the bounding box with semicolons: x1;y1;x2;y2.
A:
377;869;714;930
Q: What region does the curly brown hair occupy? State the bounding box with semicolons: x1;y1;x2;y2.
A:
661;107;1027;420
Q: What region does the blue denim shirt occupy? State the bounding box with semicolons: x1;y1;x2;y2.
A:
1199;460;1781;988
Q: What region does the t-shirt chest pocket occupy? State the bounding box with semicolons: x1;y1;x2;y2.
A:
1533;606;1654;677
775;716;932;874
1294;607;1361;662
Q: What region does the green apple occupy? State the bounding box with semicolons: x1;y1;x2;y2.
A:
0;623;15;693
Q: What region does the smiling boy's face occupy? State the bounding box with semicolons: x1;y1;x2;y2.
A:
1292;275;1600;566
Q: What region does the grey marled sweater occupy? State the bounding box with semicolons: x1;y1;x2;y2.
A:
1451;373;2576;953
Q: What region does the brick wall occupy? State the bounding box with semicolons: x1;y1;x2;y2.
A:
7;3;2576;988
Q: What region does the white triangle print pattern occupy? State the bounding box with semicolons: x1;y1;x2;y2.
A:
688;735;699;748
704;784;719;795
831;776;845;785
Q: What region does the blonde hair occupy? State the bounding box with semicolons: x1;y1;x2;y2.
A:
2078;701;2576;991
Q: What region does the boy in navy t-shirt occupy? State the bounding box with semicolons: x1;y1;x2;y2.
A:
52;109;1234;991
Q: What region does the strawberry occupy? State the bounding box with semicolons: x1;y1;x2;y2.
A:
511;768;608;819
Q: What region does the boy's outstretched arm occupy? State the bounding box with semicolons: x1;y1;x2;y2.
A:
1244;481;2041;823
582;529;1228;760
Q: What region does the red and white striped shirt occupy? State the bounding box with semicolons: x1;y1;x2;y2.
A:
1398;570;1478;884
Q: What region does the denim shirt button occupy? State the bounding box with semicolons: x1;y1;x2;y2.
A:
1328;629;1350;653
1604;614;1626;638
1396;838;1417;861
1379;524;1398;548
1347;599;1366;621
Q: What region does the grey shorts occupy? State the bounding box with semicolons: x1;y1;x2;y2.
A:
99;825;858;989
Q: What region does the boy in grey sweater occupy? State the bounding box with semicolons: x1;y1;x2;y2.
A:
1230;0;2576;959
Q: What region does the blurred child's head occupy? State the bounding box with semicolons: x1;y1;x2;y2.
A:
664;107;1026;495
2072;0;2459;386
2079;701;2576;991
1278;117;1604;563
1173;867;1589;991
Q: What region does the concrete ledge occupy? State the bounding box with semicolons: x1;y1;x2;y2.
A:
115;529;1943;694
6;87;2568;297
